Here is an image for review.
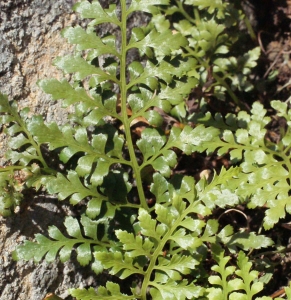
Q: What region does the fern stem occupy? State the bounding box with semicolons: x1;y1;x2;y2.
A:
140;225;172;298
0;165;57;175
211;73;240;106
283;127;291;155
11;112;49;169
141;201;201;298
120;0;147;210
193;8;201;24
280;152;291;188
243;15;257;42
175;0;197;25
118;203;141;209
184;46;241;107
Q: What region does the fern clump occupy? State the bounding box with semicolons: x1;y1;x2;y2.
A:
194;100;291;230
163;0;260;105
1;0;291;299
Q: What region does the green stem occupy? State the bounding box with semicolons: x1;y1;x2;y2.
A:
193;7;201;24
211;72;240;106
120;0;147;210
252;247;291;258
118;203;142;210
140;201;200;298
243;15;256;42
175;0;197;25
140;222;175;298
184;46;241;107
0;165;57;175
280;151;291;190
9;110;49;169
283;127;291;155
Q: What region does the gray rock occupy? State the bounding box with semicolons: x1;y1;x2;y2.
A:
0;196;100;300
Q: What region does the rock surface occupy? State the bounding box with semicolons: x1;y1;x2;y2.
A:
0;1;93;298
0;1;148;299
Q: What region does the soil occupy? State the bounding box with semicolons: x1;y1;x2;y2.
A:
244;0;291;105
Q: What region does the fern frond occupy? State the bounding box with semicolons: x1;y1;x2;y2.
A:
207;245;267;300
13;215;109;265
190;100;291;229
70;283;134;300
0;94;49;168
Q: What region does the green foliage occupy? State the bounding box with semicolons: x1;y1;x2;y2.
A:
0;168;23;216
192;100;291;230
164;0;260;104
13;215;108;266
70;284;133;300
1;0;291;299
207;246;271;300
